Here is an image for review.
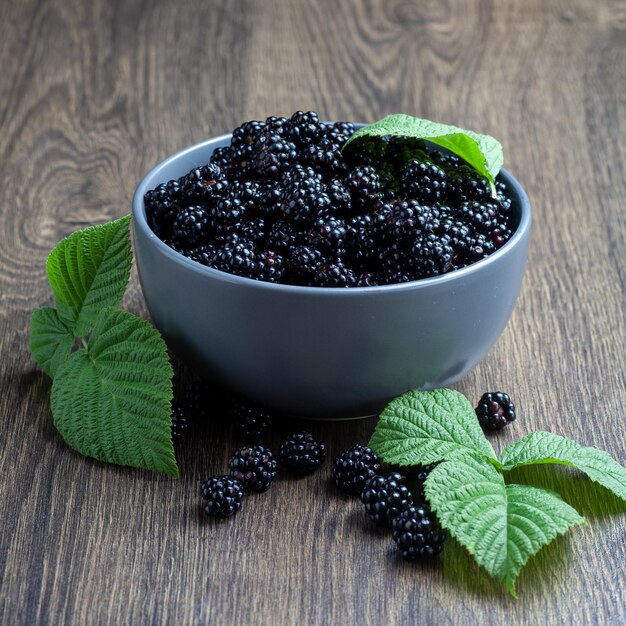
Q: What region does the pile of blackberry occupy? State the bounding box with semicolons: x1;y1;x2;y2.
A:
145;111;514;287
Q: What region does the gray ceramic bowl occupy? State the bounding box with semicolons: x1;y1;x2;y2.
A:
132;131;531;418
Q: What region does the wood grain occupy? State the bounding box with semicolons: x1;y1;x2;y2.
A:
1;0;625;624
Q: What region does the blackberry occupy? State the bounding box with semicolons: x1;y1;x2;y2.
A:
144;180;181;235
308;216;347;251
257;249;285;282
360;473;413;527
279;432;327;474
264;115;289;135
258;184;284;217
189;243;217;266
252;133;298;177
467;232;497;263
346;166;382;203
228;180;262;211
475;391;516;431
180;164;222;201
267;220;302;251
333;444;382;495
401;160;448;203
391;463;438;502
288;245;326;281
201;476;244;518
357;271;381;287
326;179;352;213
282;185;332;224
435;217;473;267
287;110;324;146
281;164;323;188
171;403;189;440
325;121;355;144
311;260;357;287
392;504;446;560
302;137;345;174
228;444;277;492
211;239;258;279
239;217;268;246
447;165;492;203
230;398;273;440
384;200;431;241
210;146;236;175
209;197;246;234
231;120;266;150
171;205;210;247
408;233;454;278
457;200;499;235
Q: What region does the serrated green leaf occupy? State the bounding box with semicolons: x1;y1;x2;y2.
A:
425;454;585;595
368;389;496;465
343;114;503;183
500;431;626;501
29;307;75;378
50;308;178;477
46;215;132;336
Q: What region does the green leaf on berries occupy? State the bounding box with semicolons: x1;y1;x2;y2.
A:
46;215;132;336
368;389;496;466
29;307;75;378
50;308;178;477
500;431;626;501
424;453;585;595
343;114;503;183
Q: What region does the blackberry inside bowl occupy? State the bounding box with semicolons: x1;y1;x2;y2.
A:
132;113;531;418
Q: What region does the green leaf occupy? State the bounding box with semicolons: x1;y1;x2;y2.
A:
368;389;496;465
46;215;132;336
50;308;178;477
343;114;503;183
500;431;626;501
29;307;75;378
425;454;585;595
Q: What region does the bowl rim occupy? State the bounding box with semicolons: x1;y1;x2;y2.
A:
132;132;531;295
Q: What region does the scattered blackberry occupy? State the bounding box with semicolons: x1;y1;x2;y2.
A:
475;391;516;431
171;205;209;247
392;504;446;560
360;473;413;527
312;261;357;287
228;444;277;492
171;403;189;440
230;398;273;440
333;445;382;495
279;432;327;474
201;476;244;518
391;463;438;502
401;160;448;203
253;133;298;177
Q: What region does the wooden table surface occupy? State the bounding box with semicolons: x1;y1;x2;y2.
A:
1;0;625;624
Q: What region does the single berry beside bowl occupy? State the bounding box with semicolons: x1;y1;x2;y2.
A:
475;391;516;431
332;444;382;496
201;475;244;518
392;504;446;560
279;432;327;474
360;472;413;527
228;445;277;492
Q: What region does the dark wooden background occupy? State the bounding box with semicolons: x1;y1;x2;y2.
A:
1;0;625;624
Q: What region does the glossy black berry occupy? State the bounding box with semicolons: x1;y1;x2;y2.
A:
287;110;324;146
311;261;357;287
360;473;413;527
201;475;244;518
392;504;446;560
333;445;382;495
211;239;258;279
279;432;327;474
228;445;277;492
346;165;382;203
401;159;448;203
252;133;298;177
172;205;209;247
144;180;181;236
180;164;222;201
475;391;516;431
230;398;273;440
